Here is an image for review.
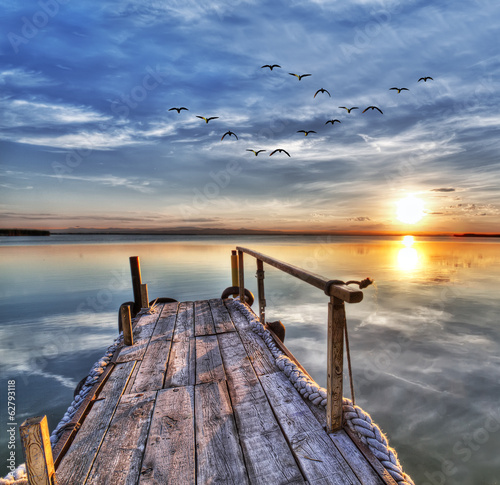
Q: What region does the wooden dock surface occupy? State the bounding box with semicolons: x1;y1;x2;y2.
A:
55;299;395;485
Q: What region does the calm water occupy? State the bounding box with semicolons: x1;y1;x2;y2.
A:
1;234;499;484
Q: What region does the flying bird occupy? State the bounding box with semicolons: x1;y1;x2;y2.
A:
289;73;312;81
297;130;316;136
389;87;409;93
362;106;383;114
418;76;433;82
325;119;341;125
269;149;291;157
314;88;331;98
221;131;238;141
339;106;358;113
246;149;266;156
261;64;281;70
196;116;219;123
168;107;188;113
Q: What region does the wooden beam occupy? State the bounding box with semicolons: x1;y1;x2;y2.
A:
236;246;363;303
327;296;345;432
256;259;266;324
121;304;134;346
237;250;245;302
140;283;149;309
20;416;57;485
129;256;142;314
231;250;238;287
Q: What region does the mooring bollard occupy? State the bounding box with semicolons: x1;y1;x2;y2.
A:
140;283;149;309
120;304;134;346
129;256;142;315
20;415;57;485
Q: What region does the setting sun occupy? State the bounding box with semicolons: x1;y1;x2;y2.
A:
396;196;425;224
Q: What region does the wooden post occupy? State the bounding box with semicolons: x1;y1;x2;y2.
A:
121;304;134;346
327;296;345;432
20;416;57;485
256;259;266;324
129;256;142;315
238;250;245;302
140;283;149;309
231;250;238;287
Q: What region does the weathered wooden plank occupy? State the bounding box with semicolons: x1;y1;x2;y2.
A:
218;332;305;484
173;301;194;341
115;310;163;364
85;391;156;485
195;335;225;385
20;416;55;485
260;372;361;485
224;299;280;376
57;361;136;484
151;302;178;341
130;337;172;393
194;300;216;336
195;380;249;484
329;430;386;485
139;387;195;484
164;338;195;388
208;298;235;333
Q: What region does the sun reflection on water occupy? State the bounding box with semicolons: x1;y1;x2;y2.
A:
398;235;420;271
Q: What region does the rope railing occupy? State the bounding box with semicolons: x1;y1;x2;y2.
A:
232;246;373;432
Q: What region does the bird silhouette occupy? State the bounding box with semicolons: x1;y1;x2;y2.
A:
221;131;238;141
297;130;316;136
389;87;409;93
261;64;281;70
289;73;312;81
362;106;383;114
325;119;341;125
339;106;358;113
246;149;266;156
270;149;291;157
314;88;331;98
168;107;188;113
196;116;219;123
418;76;433;82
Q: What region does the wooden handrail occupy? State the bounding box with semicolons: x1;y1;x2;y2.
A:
236;246;363;303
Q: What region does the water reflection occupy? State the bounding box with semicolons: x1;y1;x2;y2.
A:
397;235;420;272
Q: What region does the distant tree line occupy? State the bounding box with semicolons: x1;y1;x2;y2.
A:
0;229;50;236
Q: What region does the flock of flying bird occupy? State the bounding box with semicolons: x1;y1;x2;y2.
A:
168;65;434;158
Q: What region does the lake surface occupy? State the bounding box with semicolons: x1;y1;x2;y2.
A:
1;234;499;484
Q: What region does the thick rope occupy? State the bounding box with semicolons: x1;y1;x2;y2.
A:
232;298;415;485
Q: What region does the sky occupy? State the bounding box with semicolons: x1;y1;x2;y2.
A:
1;0;499;234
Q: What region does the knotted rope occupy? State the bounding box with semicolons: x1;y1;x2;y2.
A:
232;298;415;485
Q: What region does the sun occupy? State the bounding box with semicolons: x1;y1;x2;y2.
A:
396;196;425;224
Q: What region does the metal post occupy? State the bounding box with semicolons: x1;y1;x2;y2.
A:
256;259;266;324
326;296;345;432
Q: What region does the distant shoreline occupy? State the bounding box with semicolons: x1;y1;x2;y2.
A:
453;233;500;238
0;229;50;236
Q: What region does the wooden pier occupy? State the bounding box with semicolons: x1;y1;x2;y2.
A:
18;248;405;485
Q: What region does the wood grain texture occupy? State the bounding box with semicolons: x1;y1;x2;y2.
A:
20;416;55;485
151;302;178;341
130;337;172;393
260;372;361;485
195;380;249;484
164;338;195;388
218;332;305;484
327;297;344;432
195;335;225;385
85;391;156;485
139;387;195;485
194;300;215;336
208;298;235;333
57;362;136;484
173;302;194;341
224;299;280;376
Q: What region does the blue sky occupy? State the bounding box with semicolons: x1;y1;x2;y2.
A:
1;0;499;233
